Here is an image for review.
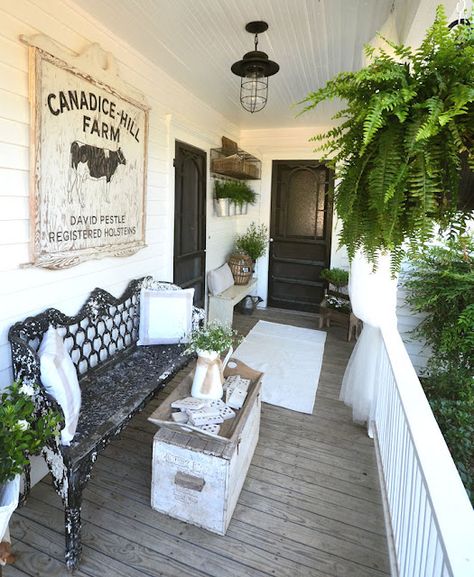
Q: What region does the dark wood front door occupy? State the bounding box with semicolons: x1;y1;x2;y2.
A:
174;141;207;308
268;160;333;312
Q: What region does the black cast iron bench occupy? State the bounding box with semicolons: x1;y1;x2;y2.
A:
8;277;202;570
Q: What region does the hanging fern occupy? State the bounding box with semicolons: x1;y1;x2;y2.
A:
300;5;474;271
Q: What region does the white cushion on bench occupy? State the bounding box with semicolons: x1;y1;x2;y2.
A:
138;288;194;345
39;327;81;446
208;263;234;296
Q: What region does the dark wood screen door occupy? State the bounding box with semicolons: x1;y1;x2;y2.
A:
174;141;207;308
268;160;333;312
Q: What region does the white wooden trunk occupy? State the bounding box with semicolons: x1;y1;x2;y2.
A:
149;360;262;535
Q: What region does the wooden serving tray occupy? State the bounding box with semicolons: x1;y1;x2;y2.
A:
148;358;262;444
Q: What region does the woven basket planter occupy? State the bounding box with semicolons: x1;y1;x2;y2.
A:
228;253;253;285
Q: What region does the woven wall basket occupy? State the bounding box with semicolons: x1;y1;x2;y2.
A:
228;253;253;285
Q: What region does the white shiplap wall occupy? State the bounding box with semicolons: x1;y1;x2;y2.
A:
0;0;245;389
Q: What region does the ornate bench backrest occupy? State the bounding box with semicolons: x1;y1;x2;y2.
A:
9;277;145;385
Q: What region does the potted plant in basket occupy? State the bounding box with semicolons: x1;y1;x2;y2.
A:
0;381;60;555
185;323;240;400
229;222;269;285
234;222;268;263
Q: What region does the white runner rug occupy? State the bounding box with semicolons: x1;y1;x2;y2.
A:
233;320;327;414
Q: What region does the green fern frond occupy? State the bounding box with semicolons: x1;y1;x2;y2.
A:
416;97;444;141
368;126;403;209
298;4;474;272
362;100;386;148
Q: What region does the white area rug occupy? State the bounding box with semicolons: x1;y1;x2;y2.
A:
233;320;327;414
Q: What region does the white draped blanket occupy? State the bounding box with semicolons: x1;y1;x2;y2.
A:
233;320;327;414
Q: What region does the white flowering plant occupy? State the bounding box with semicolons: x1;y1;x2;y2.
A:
326;296;352;314
0;381;61;484
184;322;241;355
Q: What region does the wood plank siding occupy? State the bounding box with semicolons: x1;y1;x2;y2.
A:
7;308;390;577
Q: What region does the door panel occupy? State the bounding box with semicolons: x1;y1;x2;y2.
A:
268;160;333;312
174;141;206;308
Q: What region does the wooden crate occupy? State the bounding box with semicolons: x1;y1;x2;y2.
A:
210;148;261;180
211;157;260;180
148;360;262;535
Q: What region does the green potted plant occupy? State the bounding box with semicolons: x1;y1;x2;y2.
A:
234;222;268;262
300;6;473;273
320;267;351;316
230;181;257;215
321;267;349;297
214;179;233;217
214;180;257;217
0;381;60;546
185;323;240;399
185;322;239;356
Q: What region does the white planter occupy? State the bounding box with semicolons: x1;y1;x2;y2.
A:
191;350;224;400
232;202;248;215
214;198;231;217
212;199;248;217
0;475;20;542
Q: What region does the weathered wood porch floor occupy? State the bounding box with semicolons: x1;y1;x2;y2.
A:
7;308;390;577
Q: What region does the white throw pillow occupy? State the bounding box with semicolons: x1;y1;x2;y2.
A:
138;288;194;345
208;263;234;296
39;327;81;446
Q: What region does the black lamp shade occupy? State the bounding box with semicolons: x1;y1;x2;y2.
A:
231;50;280;78
231;21;279;113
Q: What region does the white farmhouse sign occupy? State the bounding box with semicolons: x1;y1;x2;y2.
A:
23;36;149;268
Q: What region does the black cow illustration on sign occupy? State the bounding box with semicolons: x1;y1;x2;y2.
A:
67;141;126;207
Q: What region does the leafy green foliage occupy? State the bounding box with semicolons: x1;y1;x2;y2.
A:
429;398;474;501
185;322;240;354
300;6;474;271
214;180;257;207
406;237;474;387
321;268;349;292
0;382;61;484
405;237;474;501
235;222;269;261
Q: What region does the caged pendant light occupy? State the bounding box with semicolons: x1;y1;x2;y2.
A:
231;21;279;113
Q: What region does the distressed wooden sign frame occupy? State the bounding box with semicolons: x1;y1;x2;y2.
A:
22;35;150;269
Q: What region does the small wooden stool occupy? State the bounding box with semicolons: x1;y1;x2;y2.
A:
348;312;363;342
318;300;331;329
318;299;362;342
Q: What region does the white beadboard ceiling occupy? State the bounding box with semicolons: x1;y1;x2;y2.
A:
76;0;395;129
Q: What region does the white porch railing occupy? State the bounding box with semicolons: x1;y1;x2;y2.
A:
371;325;474;577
